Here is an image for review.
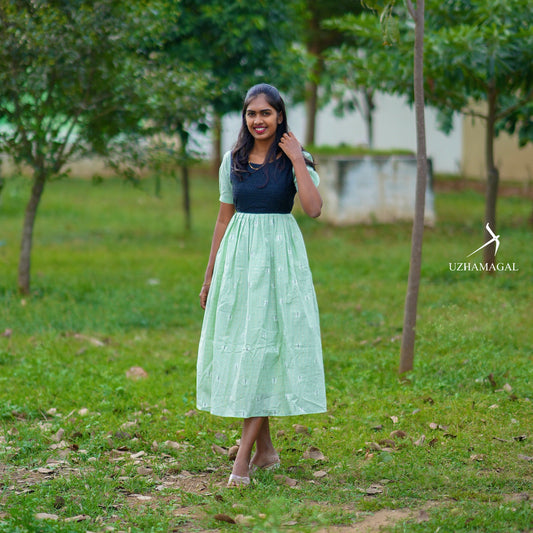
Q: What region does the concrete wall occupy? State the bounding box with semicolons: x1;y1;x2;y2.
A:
317;155;435;226
461;112;533;182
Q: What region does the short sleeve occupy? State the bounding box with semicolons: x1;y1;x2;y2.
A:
219;151;233;204
293;151;320;191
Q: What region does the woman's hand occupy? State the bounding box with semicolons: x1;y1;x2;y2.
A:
199;282;210;310
278;132;305;163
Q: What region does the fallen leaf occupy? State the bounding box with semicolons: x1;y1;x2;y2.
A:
184;409;197;417
137;466;153;476
428;438;438;446
1;329;12;338
228;445;239;460
368;442;382;451
365;484;384;495
130;451;146;459
214;513;236;524
513;435;527;442
274;474;298;487
65;515;91;522
518;454;533;461
292;424;309;435
276;430;286;438
371;424;383;431
423;397;435;404
78;408;89;416
303;446;326;461
488;404;499;409
429;423;438;430
215;432;227;442
390;416;399;424
73;333;106;347
417;510;430;523
470;454;485;462
163;440;181;450
234;515;254;526
211;444;227;455
414;434;426;446
389;430;407;439
487;373;497;388
35;513;59;521
126;366;148;380
379;439;396;448
503;383;513;392
313;470;328;478
283;520;299;526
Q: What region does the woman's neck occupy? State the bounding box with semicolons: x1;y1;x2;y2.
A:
250;140;274;163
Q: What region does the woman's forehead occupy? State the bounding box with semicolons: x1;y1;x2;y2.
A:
246;94;275;111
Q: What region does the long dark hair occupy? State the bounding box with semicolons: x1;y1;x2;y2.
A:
231;83;315;176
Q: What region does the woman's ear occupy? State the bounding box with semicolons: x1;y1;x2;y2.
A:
277;112;283;125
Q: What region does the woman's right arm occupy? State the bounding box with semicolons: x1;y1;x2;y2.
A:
199;202;235;309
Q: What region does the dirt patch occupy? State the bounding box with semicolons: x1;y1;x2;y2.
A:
317;508;412;533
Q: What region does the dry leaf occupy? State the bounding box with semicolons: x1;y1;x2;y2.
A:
211;444;227;455
518;454;533;461
414;434;426;446
214;513;236;524
283;521;299;526
35;513;59;521
313;470;328;478
163;440;181;450
367;442;382;451
1;329;12;338
126;366;148;380
293;424;309;435
234;515;254;526
417;510;430;523
390;416;399;424
137;466;153;476
503;383;513;392
428;438;438;446
184;409;197;417
65;515;91;522
513;435;527;442
130;451;146;459
487;373;497;387
429;422;438;430
228;445;239;460
470;454;485;462
274;474;298;487
389;430;407;439
276;430;286;438
488;404;499;409
365;484;384;495
303;446;326;461
371;424;383;431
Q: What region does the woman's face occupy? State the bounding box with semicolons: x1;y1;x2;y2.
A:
245;94;282;145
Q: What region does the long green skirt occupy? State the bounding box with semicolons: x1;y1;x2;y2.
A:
197;212;327;418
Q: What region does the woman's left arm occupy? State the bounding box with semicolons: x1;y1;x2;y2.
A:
279;132;322;218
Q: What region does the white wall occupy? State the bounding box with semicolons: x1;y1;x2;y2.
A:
217;92;462;174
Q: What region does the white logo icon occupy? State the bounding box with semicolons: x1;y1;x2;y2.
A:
467;223;500;258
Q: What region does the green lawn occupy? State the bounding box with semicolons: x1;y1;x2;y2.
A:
0;174;532;532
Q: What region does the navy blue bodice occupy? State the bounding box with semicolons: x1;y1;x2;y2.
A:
230;159;296;214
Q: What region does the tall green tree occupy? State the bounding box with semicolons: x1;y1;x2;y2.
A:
329;0;533;268
331;0;429;374
0;0;200;293
301;0;366;146
164;0;306;174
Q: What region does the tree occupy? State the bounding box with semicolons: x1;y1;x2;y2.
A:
328;0;533;269
0;0;194;293
300;0;366;146
163;0;306;174
331;0;428;374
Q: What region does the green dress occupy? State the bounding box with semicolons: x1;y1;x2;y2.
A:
196;151;327;418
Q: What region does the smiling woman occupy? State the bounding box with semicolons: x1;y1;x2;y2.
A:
197;83;326;488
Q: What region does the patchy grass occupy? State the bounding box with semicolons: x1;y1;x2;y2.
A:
0;174;532;532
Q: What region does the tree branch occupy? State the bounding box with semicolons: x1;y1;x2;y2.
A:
405;0;416;20
496;88;533;121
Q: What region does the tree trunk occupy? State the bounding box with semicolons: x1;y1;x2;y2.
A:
483;85;499;269
305;78;318;147
399;0;427;375
178;126;191;231
211;113;223;179
18;169;47;294
363;89;375;149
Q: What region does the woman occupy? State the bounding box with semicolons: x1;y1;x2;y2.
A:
197;83;327;487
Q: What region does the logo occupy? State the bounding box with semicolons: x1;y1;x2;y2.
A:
467;223;500;258
449;223;519;272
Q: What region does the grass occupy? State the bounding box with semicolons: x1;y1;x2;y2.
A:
0;172;532;532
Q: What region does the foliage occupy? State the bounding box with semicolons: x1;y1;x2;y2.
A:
0;174;532;532
326;0;533;143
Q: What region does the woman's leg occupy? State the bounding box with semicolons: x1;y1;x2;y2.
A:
231;416;267;478
250;417;279;468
